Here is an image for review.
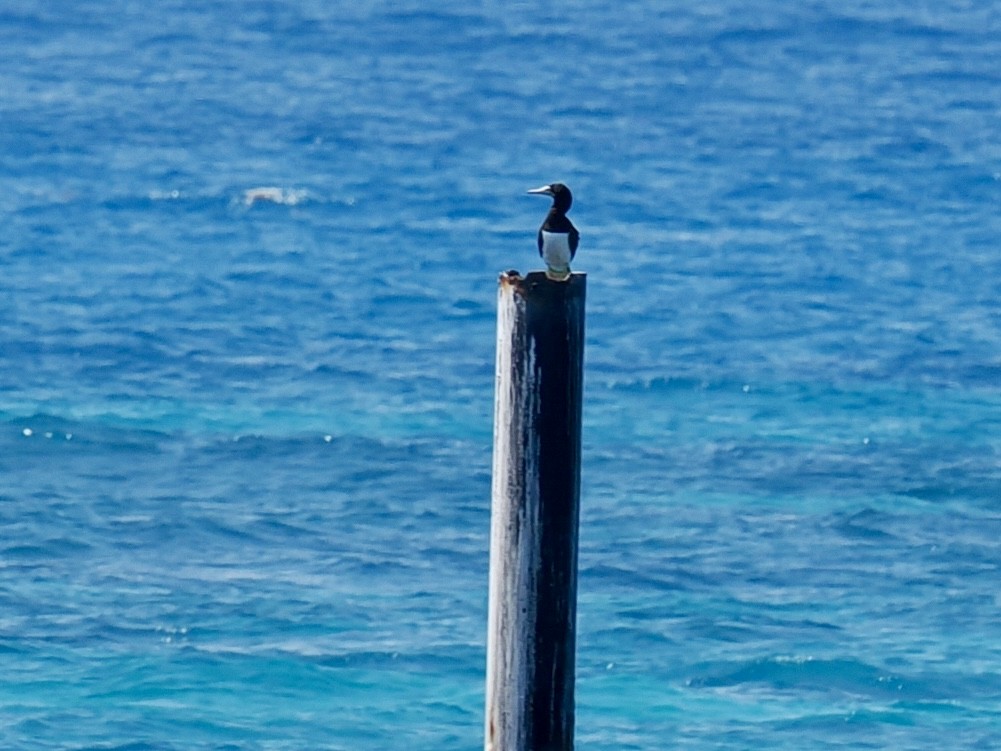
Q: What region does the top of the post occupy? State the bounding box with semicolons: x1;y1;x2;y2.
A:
498;269;586;297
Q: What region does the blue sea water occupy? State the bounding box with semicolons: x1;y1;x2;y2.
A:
3;0;1001;748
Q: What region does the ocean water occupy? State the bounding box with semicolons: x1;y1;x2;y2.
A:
3;1;1001;748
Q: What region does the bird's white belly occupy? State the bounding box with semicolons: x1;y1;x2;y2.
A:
540;231;572;272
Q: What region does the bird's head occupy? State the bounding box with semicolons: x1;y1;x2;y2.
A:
527;182;573;213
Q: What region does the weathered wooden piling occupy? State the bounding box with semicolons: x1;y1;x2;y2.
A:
485;270;586;751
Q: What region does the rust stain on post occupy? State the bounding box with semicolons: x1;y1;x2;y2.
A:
499;269;524;291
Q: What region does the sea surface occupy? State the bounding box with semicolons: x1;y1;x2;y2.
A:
3;1;1001;749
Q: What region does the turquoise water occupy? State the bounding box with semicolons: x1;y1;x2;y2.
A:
3;1;1001;748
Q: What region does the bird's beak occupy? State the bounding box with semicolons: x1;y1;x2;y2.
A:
526;185;554;196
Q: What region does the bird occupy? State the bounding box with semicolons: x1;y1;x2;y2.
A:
527;182;579;281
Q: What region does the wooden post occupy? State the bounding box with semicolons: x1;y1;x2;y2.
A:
485;270;586;751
